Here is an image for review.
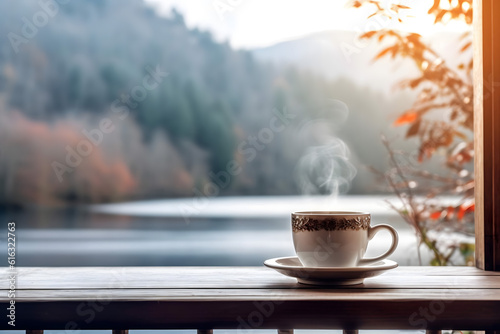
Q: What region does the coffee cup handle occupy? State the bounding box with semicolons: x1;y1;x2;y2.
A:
358;224;399;266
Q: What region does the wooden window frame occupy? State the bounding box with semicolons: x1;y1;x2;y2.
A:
474;0;500;271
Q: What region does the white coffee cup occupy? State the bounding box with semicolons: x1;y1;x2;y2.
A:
292;211;398;267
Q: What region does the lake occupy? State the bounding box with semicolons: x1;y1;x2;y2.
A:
0;195;456;267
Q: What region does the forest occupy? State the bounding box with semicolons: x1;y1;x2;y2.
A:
0;0;415;206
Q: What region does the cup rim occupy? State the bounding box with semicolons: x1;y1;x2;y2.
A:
292;211;370;216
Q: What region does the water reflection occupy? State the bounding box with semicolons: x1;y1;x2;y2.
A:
0;196;426;267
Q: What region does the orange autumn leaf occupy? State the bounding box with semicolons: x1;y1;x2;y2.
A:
458;203;475;220
465;203;475;213
457;206;466;220
430;211;441;220
394;111;419;126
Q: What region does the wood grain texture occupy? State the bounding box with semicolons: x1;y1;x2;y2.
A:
1;266;500;330
5;287;500;301
474;0;500;271
490;0;500;272
112;330;128;334
1;267;500;291
197;329;213;334
474;0;486;271
4;298;500;330
277;329;293;334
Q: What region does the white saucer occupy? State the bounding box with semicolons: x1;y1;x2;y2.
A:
264;256;398;286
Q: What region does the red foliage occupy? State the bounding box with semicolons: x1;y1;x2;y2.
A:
0;110;136;205
393;111;418;126
430;211;441;220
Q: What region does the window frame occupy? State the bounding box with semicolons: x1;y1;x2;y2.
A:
474;0;500;271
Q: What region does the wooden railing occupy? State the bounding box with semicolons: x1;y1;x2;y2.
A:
2;267;500;333
20;329;457;334
22;329;494;334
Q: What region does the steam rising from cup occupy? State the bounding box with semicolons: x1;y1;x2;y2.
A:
295;100;357;198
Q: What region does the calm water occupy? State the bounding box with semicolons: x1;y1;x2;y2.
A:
0;195;435;266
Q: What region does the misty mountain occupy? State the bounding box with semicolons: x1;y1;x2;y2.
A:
0;0;454;206
252;30;469;94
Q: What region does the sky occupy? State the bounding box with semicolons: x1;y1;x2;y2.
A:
143;0;469;49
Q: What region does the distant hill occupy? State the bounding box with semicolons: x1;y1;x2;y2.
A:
252;30;470;94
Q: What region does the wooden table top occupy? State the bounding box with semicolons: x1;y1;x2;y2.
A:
1;266;500;330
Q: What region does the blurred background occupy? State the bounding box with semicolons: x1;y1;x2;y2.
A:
0;0;473;267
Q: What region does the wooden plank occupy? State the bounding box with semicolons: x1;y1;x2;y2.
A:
1;267;500;290
474;0;489;271
4;288;500;302
3;274;500;290
3;267;500;331
489;0;500;272
474;0;500;271
2;298;499;330
278;329;293;334
4;265;499;286
1;267;499;330
197;330;213;334
112;330;128;334
473;0;486;269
